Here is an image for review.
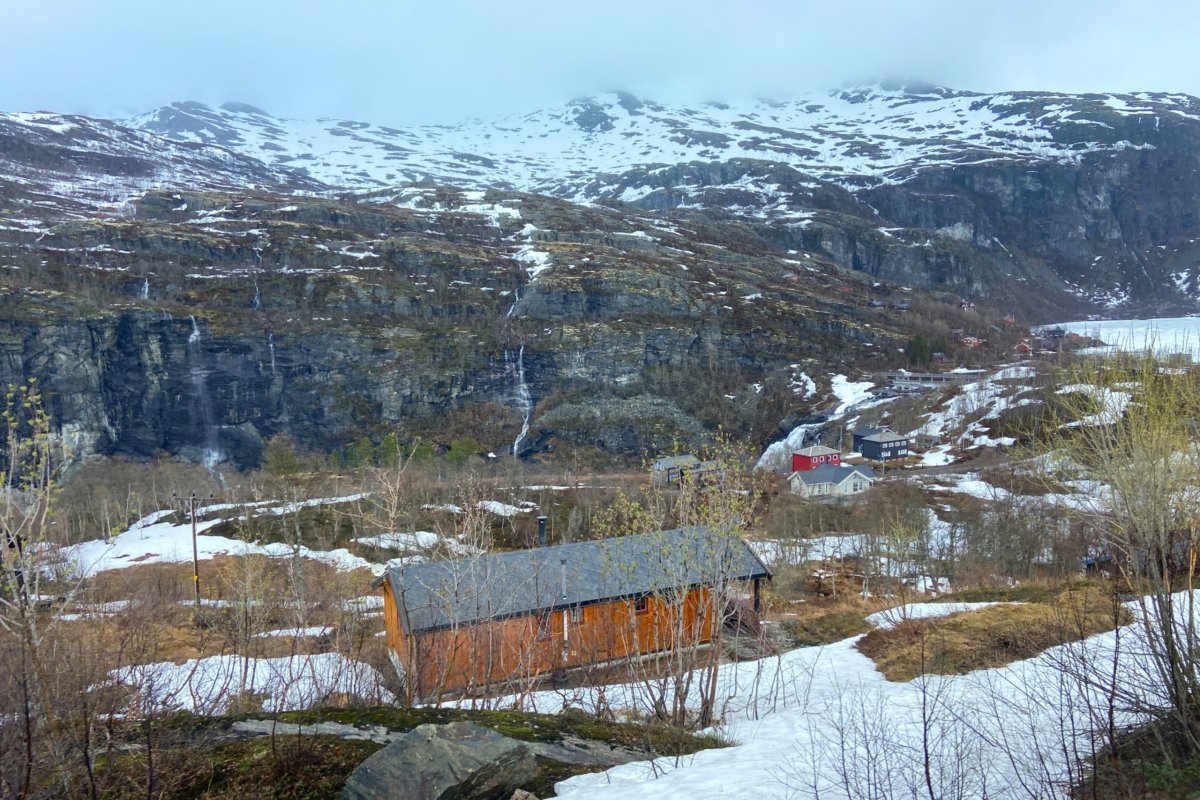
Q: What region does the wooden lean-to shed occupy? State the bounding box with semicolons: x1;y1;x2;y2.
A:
375;526;771;700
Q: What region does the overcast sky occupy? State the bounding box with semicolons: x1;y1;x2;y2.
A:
5;0;1198;125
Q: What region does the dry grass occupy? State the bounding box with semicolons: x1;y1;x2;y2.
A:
769;592;895;647
857;583;1131;681
56;557;385;664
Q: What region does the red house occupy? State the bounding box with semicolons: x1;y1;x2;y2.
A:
792;445;842;472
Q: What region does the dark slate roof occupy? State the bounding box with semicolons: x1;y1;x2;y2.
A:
652;454;701;470
862;431;909;444
852;425;888;438
791;464;877;486
381;526;770;635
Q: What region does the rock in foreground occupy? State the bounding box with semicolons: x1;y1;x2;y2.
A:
341;720;540;800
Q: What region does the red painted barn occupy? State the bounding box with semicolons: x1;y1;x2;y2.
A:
792;445;842;472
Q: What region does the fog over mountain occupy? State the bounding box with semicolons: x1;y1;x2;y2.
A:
6;0;1200;125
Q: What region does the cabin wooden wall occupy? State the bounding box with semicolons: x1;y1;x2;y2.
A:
382;584;718;699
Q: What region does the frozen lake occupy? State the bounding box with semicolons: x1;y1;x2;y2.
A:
1044;316;1200;358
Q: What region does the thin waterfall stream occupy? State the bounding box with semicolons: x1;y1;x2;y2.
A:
509;344;532;456
186;316;223;472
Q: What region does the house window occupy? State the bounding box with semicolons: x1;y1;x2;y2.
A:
634;595;650;616
570;605;583;625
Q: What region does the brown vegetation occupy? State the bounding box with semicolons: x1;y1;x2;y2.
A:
856;583;1131;681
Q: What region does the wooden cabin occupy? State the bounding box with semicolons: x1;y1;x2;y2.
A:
375;526;771;700
650;454;701;484
650;455;724;486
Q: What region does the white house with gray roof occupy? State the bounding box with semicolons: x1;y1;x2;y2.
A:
789;463;877;499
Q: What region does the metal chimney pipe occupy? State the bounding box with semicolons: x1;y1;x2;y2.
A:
537;515;548;547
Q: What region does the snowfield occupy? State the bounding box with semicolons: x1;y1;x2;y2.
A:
62;504;382;578
63;518;378;577
110;652;392;714
910;364;1037;455
864;600;1017;629
1046;316;1200;358
448;593;1187;800
120;87;1186;200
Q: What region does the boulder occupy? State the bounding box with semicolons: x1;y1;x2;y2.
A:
341;721;540;800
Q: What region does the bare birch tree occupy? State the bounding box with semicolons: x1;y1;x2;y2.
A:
1037;356;1200;757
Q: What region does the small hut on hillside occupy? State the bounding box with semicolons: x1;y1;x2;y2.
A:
375;526;770;700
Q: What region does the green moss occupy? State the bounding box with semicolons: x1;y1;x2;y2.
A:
273;706;721;754
99;736;380;800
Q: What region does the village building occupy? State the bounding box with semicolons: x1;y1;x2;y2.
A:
650;454;700;484
791;445;841;472
789;463;877;499
851;425;888;452
375;526;770;699
858;431;910;461
650;454;723;485
914;433;942;449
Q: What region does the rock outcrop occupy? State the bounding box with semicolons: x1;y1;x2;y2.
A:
342;721;541;800
0;188;924;467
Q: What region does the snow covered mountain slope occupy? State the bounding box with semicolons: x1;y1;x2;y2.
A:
6;83;1200;314
0;110;321;218
126;85;1194;197
115;85;1200;316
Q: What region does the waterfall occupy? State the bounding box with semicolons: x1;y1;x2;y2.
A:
505;286;520;320
252;280;261;310
507;345;532;456
756;420;826;471
186;316;223;471
267;330;277;376
138;278;149;300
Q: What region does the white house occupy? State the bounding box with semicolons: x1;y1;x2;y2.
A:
789;463;877;499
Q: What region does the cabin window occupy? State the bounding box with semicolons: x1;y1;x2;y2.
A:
634;595;650;616
569;605;584;625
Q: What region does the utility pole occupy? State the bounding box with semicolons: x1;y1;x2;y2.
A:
560;557;569;664
190;492;200;610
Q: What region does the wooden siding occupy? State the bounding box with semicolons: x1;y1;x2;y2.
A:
382;583;717;699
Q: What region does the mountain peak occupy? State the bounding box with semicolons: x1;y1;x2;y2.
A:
219;101;272;117
833;80;969;103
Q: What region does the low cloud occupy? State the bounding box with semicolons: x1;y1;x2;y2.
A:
5;0;1198;124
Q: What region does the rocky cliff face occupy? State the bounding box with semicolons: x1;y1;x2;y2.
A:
0;187;927;467
3;83;1194;466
